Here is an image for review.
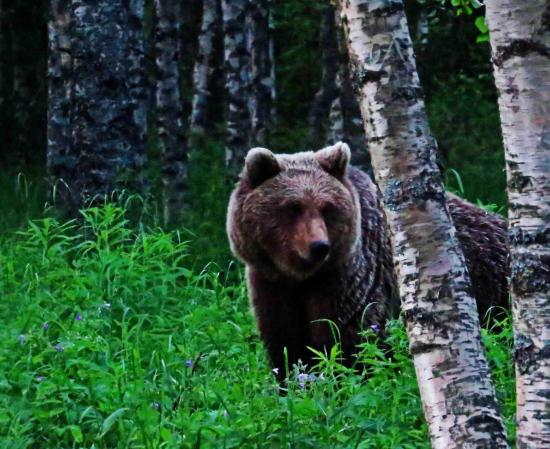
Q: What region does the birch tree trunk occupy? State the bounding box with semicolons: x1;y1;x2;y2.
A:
336;1;509;447
247;0;274;147
189;0;220;140
486;2;550;447
47;1;148;209
222;0;252;178
154;0;188;228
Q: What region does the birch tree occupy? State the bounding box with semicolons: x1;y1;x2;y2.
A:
189;0;220;139
222;0;252;178
154;0;188;227
336;1;509;447
486;2;550;447
47;1;148;209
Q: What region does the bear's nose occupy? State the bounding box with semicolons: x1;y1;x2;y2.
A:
309;240;330;262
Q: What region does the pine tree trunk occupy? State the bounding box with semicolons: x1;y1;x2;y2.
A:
222;0;252;178
247;0;273;147
154;0;188;228
307;4;338;149
189;0;220;140
486;2;550;447
336;1;509;447
47;1;148;209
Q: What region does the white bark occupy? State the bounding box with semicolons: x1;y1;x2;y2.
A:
336;1;509;447
486;2;550;447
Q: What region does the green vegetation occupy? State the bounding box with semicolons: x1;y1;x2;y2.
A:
0;199;515;448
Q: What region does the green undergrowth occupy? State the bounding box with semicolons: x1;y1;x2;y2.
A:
0;204;515;448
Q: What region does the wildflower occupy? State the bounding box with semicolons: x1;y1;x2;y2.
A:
297;372;308;389
185;359;193;368
42;322;49;330
36;376;45;383
370;324;380;333
272;368;279;376
223;409;229;418
54;343;64;352
18;334;26;344
151;402;160;410
75;313;82;321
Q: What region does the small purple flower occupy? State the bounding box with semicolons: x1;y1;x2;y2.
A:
370;324;381;333
297;372;308;388
18;334;26;344
42;322;49;330
36;376;45;383
54;343;64;353
185;359;193;368
75;314;82;321
223;409;229;418
151;402;160;410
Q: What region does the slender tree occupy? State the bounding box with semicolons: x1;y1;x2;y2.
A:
486;2;550;447
47;1;148;209
154;0;187;227
247;0;274;146
47;0;77;206
336;1;509;447
308;4;338;149
189;0;220;139
221;0;252;177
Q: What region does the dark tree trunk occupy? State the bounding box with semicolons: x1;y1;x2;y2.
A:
47;0;76;205
154;0;188;228
247;0;274;147
189;0;220;140
307;4;338;149
47;1;148;210
222;0;252;177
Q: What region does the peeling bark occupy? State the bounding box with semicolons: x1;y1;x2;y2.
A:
47;1;148;209
336;1;509;447
486;2;550;447
189;0;220;139
154;0;188;227
222;0;252;178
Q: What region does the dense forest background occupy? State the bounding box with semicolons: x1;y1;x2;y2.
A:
0;0;505;265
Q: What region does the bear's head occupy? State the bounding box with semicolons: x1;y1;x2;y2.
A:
227;142;361;280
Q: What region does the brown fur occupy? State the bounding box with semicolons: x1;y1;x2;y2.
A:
227;143;509;380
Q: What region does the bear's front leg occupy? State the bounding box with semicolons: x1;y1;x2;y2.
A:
247;269;311;383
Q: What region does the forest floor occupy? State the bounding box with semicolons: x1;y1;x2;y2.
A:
0;174;515;448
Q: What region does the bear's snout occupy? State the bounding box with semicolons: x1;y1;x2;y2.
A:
309;240;330;263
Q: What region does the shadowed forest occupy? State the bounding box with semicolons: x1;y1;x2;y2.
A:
1;0;542;447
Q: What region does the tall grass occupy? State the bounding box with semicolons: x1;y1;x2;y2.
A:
0;203;515;448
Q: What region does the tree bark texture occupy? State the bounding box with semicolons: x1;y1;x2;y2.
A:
486;2;550;447
154;0;188;228
308;4;339;150
247;0;274;147
222;0;252;178
189;0;220;139
47;0;77;205
47;1;148;209
337;1;509;447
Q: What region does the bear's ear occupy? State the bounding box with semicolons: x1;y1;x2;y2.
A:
315;142;351;179
245;147;281;188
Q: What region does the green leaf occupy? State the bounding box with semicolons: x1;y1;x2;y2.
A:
100;408;128;438
69;425;83;443
475;16;489;34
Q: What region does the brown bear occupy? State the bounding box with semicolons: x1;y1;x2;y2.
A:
226;142;509;381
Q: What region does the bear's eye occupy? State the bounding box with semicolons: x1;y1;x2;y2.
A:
285;202;302;218
322;203;339;221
